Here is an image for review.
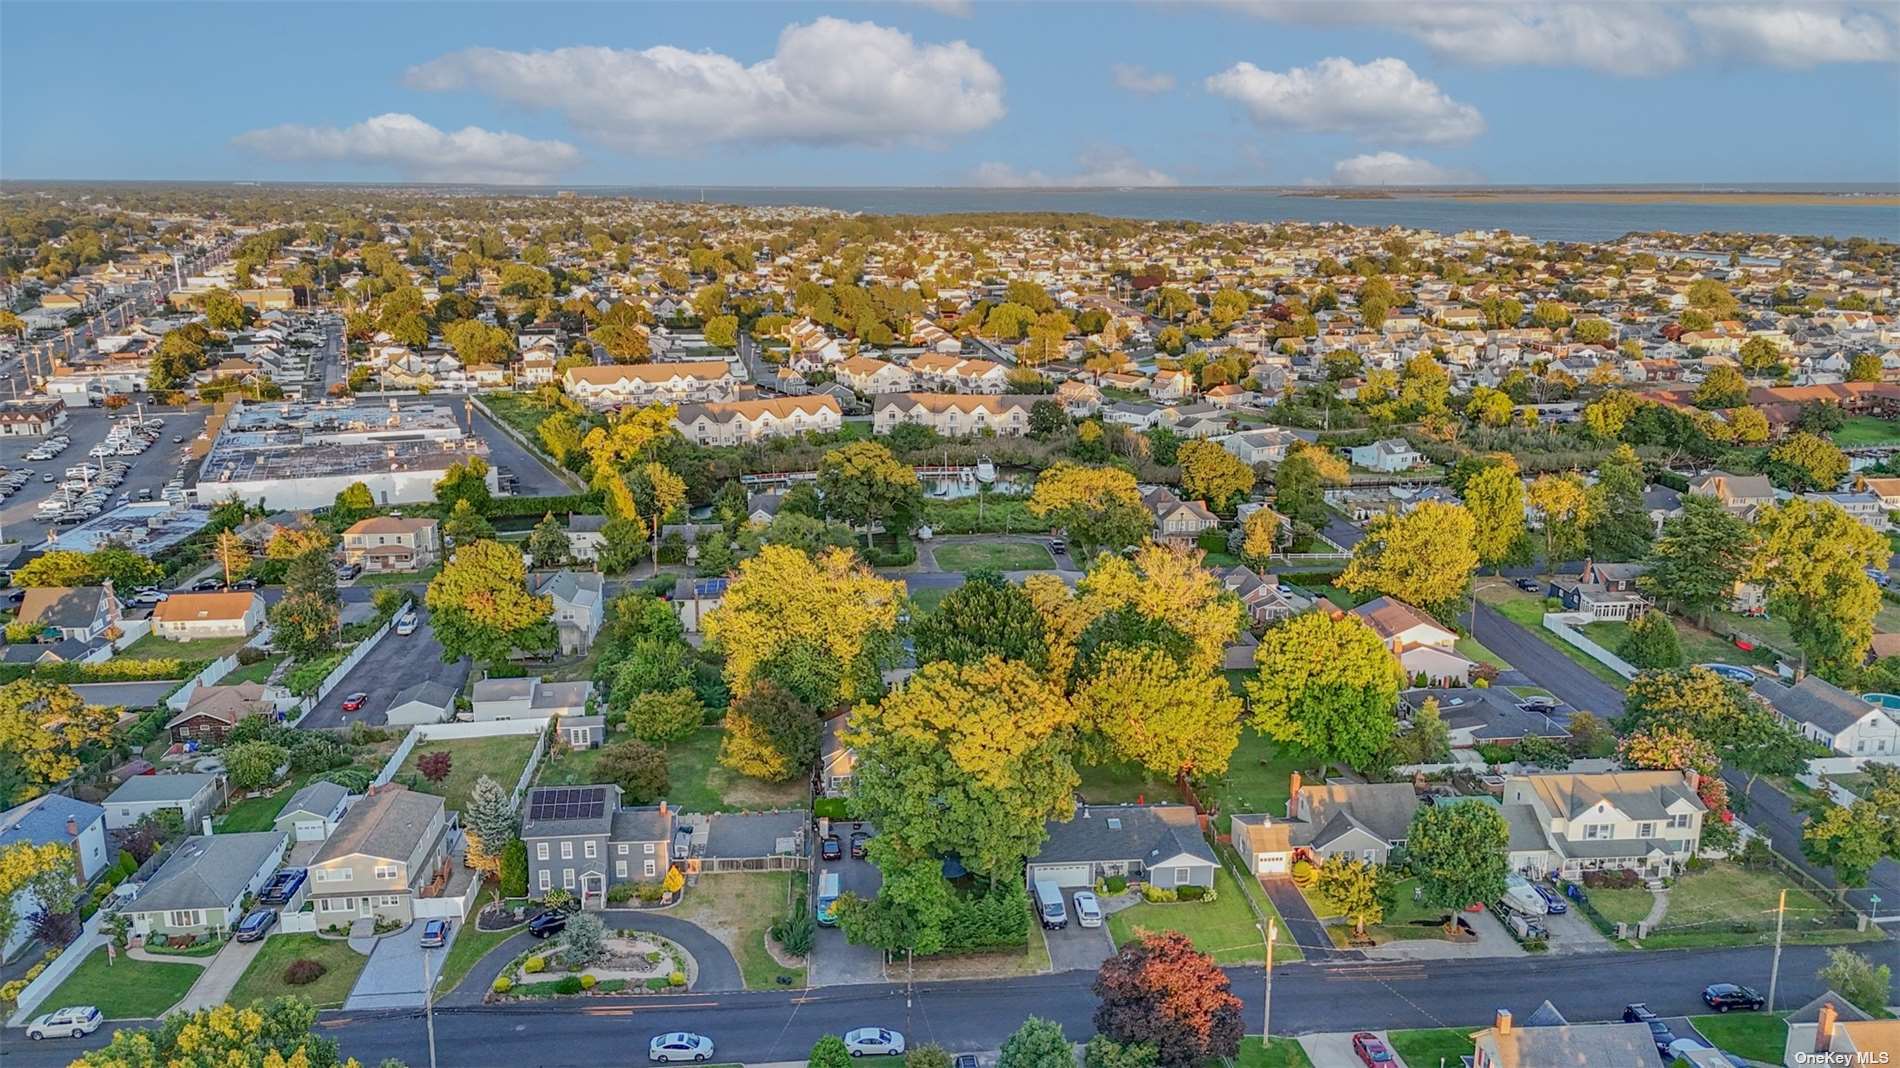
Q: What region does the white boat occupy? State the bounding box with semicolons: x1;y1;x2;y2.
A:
975;457;997;484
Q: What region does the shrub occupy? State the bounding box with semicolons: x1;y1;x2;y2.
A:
644;977;670;991
1104;874;1128;894
635;882;665;903
236;646;267;666
579;973;596;990
668;970;686;987
523;956;546;974
554;976;583;995
491;977;512;994
1140;884;1178;903
283;959;327;986
606;883;636;904
1176;884;1205;901
1290;860;1318;888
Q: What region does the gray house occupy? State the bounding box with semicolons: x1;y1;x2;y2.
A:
1231;778;1422;875
123;831;287;940
103;773;225;832
273;780;350;843
520;785;674;906
694;810;806;873
1026;803;1216;890
384;680;458;727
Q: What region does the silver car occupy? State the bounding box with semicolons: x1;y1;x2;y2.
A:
844;1028;907;1056
26;1005;102;1040
1072;890;1104;928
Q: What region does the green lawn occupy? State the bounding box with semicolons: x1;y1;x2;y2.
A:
1707;610;1804;665
660;726;810;813
1636;861;1868;948
43;947;200;1019
1108;868;1296;965
536;739;612;787
671;871;806;990
1385;1027;1475;1068
1478;584;1631;688
216;771;315;832
436;917;520;997
905;582;957;616
397;734;541;813
1690;1013;1788;1063
1078;729;1309;834
226;934;368;1010
1233;1036;1316;1068
221;652;286;685
1455;636;1512;670
1587;883;1657;928
354;564;441;587
1831;415;1900;447
930;541;1056;572
121;632;255;661
1581;619;1776;671
1307;876;1450;931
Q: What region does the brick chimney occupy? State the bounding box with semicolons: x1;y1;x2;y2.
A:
66;815;78;837
1816;1001;1837;1053
1286;772;1302;820
1684;768;1701;795
1495;1009;1512;1036
658;800;667;817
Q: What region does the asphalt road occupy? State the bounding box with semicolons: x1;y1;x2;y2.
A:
1470;600;1627;718
1727;767;1900;919
0;943;1849;1066
298;604;469;731
454;399;573;498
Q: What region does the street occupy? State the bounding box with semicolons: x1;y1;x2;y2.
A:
297;604;469;730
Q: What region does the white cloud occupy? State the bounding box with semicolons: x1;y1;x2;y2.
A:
405;18;1005;154
1206;56;1485;144
970;148;1178;187
1329;151;1480;186
1111;63;1176;94
232;113;581;184
1688;4;1899;67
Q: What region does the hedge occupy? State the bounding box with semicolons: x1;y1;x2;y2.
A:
483;493;601;519
0;657;209;686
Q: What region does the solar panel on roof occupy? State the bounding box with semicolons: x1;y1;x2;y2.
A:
528;786;604;822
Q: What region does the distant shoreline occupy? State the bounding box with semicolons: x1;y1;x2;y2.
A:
1283;189;1900;207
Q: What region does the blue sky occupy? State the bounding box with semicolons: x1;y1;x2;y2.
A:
3;2;1896;187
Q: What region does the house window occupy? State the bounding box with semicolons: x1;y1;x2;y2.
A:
644;860;656;878
560;842;573;860
615;861;628;878
563;868;575;890
584;841;597;859
374;864;396;880
536;843;549;861
1637;823;1655;839
617;844;628;855
379;895;401;907
643;843;654;854
538;870;551;892
169;910;198;927
311;868;328;883
1363;850;1377;862
1670;813;1691;829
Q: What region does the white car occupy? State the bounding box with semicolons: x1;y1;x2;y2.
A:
844;1028;906;1056
26;1005;102;1039
1072;890;1104;928
648;1032;714;1062
395;613;419;636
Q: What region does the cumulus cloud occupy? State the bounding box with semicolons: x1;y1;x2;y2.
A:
1215;2;1899;75
232;113;581;184
1688;4;1899;67
404;18;1005;154
1206;56;1485;144
1111;63;1176;94
970;148;1177;187
1328;151;1481;186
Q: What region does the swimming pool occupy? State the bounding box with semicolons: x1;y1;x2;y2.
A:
1863;693;1900;711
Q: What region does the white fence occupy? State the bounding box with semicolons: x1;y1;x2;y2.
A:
110;618;153;650
414;883;480;920
290;599;408;723
1543;612;1639;680
6;911;106;1025
279;910;318;934
164;652;242;711
373;717;551;811
469;395;587;493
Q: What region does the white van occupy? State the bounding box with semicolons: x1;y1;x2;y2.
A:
1033;878;1068;930
817;872;842;927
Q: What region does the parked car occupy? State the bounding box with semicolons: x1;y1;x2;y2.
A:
1072;890;1103;928
848;830;870;859
1701;983;1766;1012
232;578;259;591
1532;883;1568;914
1622;1003;1658;1023
1351;1032;1394;1066
1033;878;1067;930
1623;1005;1675;1055
648;1032;713;1063
1516;578;1542;592
258;868;306;904
844;1028;906;1056
420;918;450;948
341;692;369;712
190;578;222;592
234;908;277;942
820;834;843;861
1049;538;1067;555
396;613;419;636
527;911;567;939
25;1006;102;1040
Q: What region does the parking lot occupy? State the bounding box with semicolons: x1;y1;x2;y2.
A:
0;403;208;548
298;604;470;730
809;821;885;987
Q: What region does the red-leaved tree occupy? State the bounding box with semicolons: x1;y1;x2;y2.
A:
417;750;453;785
1092;929;1243;1067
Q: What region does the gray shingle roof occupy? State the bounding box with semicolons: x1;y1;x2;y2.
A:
106;773;219;805
1035;804;1214;868
130;831;285;913
278;780;348;822
1754;675;1872;736
389;680;458;711
611;805;674;844
311;787;442;863
0;794;104;849
702;811;804;859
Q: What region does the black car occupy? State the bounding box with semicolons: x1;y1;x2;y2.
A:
1622;1003;1658;1023
1622;1007;1674;1055
232;578;259;591
526;910;567;939
1702;983;1766;1012
848;831;870;859
1515;578;1542;592
820;834;843;862
258;869;306;905
190;578;222;592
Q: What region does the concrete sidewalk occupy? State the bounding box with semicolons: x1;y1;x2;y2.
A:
177;937;265;1013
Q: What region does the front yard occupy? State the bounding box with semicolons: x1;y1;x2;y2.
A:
1107;867;1300;965
930;541;1056;572
1234;1037;1316;1068
1690;1013;1788;1063
226;934;369;1009
670;871;805;990
354;564;441;587
1385;1028;1475;1067
1632;861;1871;949
435;914;520;996
1306;876;1455;943
120;632;256;661
43;947;200;1019
397;734;541;813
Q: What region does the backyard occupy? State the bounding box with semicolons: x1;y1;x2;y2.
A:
226;934;369;1009
1078;728;1308;834
1831;415;1900;448
1107;867;1300;965
929;541;1056;572
220;652;287;685
1580;618;1778;672
670;871;805;989
215;771;316;832
43;947;200;1019
536;737;612;788
121;632;256;661
396;734;541;813
661;726;809;814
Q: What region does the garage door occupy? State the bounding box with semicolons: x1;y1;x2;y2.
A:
1032;863;1093;888
294;820;326;842
1255;852;1288;875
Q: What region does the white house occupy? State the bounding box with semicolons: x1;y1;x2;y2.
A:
1752;676;1900;758
470;676;594;721
1348;597;1476;685
0;795;108;957
151;592;265;641
1349;438;1424;472
272;780;351;843
103;773;224;832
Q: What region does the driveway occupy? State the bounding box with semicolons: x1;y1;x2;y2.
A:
459;401;572;497
178;935;267;1013
1258;877;1352;962
440;910;743;1006
1471;600;1627;718
298;606;470;730
1539;901;1614;955
1043;892;1115;973
344;923;447;1010
1299;1030;1405;1068
810;835;885;987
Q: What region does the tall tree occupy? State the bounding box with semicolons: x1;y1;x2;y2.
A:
462;773;517;883
1315;855;1395;937
71;999;366;1068
997;1018;1075;1068
1238;507;1282;568
628;462;687;567
212;529;250;587
1407;801;1510;910
1338;501;1479;620
703;545;903;705
1526;472;1594;573
1027;463;1152;559
434;456;493;513
1247;611;1401;776
1764;431;1850;493
1175;440;1255;512
0;841;77;953
717;682;820;782
1747;498;1888;674
1075;647;1242;780
1091;931;1244;1068
0;680;115;801
423;540;554;662
816;441;923;548
1588;444;1652;560
1640;495;1755;626
526;512;570;568
911;571;1048;670
1461;457;1529;571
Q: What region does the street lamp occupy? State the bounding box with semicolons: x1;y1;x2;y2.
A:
1257;918;1277;1047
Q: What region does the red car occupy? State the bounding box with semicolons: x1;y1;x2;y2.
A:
341;692;369;713
1351;1033;1393;1067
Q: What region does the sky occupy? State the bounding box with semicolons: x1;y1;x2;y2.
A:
3;1;1898;188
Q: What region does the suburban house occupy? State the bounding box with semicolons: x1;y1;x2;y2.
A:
273;780;351;843
835;355;916;396
1348;596;1476;686
1142;486;1218;543
151;591;265;641
519;786;675;904
1217;427;1297;465
0;398;69;437
122;831;287;942
15;585;120;644
1470;1011;1657;1068
907;354;1010;393
306;785;448;925
561;362;736;407
1687;470;1775;516
164;682;271;745
669;576;727;633
471;675;594;721
383;680;459;727
1403;689;1571;749
532;570;605;655
871;393;1035;437
1501;769;1706;879
1026;803;1216;891
341;516;441;574
1751;675;1900;757
556;715;607;750
1055;379;1101;416
684;810;807;873
670;396;843;445
103;772;224;832
0;794;108;957
565;514;607;563
1784;996;1895;1068
1232;777;1421;873
1547;560;1650;621
1216;565;1312;625
819;716;855;797
1348;438;1424;472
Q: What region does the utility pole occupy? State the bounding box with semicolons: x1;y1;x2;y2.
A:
1767;888;1786;1013
423;945;439;1068
1259;918;1278;1046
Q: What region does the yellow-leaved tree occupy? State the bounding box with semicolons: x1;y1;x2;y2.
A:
0;680;117;802
1026;463;1152;559
1077;543;1247;676
703;545;904;708
1338;500;1479;621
